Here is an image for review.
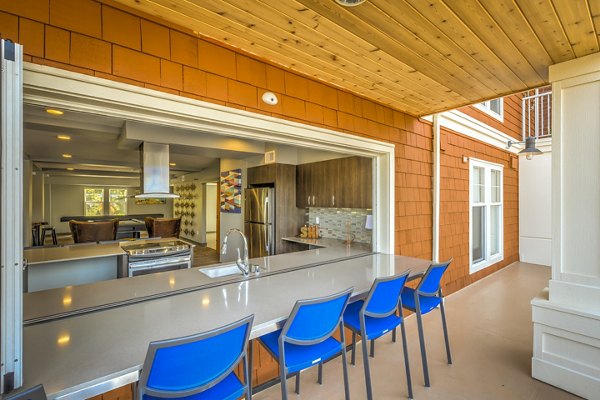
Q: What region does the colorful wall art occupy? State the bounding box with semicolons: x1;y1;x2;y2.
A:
220;169;242;213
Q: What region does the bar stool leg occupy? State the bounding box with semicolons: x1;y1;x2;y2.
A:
415;309;430;387
51;228;58;245
351;332;357;365
361;333;373;400
370;339;375;357
392;327;397;343
294;372;300;394
440;298;452;364
318;362;323;384
279;361;288;400
340;326;351;400
401;323;413;399
243;349;251;400
248;340;254;398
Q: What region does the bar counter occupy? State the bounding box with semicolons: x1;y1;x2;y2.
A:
19;252;430;399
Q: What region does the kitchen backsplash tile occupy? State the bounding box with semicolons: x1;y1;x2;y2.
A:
307;208;372;243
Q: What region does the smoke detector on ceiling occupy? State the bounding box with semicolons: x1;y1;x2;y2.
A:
335;0;367;6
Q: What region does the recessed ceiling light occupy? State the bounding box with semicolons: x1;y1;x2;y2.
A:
57;134;71;141
46;108;64;116
62;154;72;158
66;167;74;171
169;162;176;167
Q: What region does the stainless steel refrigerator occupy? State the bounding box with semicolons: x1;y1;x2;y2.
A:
244;187;275;258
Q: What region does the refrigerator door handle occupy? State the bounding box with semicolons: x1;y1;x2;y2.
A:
265;196;271;254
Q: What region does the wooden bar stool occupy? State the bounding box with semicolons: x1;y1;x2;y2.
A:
41;226;58;246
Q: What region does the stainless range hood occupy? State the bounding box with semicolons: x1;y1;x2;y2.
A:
135;142;179;199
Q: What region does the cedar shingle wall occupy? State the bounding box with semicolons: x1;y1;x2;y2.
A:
0;0;518;293
458;93;524;140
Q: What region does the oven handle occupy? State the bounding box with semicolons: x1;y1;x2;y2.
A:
128;255;191;270
125;249;190;258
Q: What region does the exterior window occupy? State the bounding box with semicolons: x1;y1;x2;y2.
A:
470;159;503;273
84;188;104;216
109;188;128;216
475;98;503;121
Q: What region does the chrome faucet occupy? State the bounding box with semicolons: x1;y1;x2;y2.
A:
221;228;250;276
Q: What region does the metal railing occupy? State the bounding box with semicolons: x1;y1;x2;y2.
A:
522;86;552;139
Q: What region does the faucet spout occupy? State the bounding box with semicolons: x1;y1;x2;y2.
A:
221;228;250;276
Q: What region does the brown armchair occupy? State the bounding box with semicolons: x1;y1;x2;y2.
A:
145;217;181;239
69;219;119;243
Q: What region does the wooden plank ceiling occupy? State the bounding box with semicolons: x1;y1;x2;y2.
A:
113;0;599;116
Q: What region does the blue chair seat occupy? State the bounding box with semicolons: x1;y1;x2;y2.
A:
260;329;343;373
343;300;403;341
401;287;441;313
143;373;244;400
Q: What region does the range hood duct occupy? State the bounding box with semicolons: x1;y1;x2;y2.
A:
135;142;179;199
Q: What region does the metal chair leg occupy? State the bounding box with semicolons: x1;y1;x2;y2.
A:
400;323;413;399
295;372;300;394
440;299;452;364
415;310;430;387
248;341;254;398
341;343;351;400
362;334;373;400
370;339;375;357
279;362;288;400
318;362;323;384
392;327;397;343
351;331;357;365
243;352;251;400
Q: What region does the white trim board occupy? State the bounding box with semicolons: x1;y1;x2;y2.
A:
22;62;395;253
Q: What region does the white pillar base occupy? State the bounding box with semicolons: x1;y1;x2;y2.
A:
532;289;600;399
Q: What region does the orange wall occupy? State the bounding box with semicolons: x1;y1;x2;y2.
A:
0;0;518;292
459;93;524;141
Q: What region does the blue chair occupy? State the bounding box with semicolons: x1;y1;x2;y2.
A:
137;315;254;400
401;259;453;387
343;271;412;400
258;288;353;400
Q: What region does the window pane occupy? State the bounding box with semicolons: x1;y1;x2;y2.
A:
490;205;501;255
109;189;127;216
472;166;485;203
85;202;103;216
472;205;485;264
491;170;501;202
490;98;502;114
85;188;104;203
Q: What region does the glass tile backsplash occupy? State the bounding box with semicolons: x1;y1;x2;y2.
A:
307;208;372;243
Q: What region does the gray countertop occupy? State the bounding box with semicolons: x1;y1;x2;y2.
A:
24;243;370;323
21;253;430;400
24;242;126;265
282;236;371;249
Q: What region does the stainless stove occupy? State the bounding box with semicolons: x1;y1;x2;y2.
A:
122;240;193;277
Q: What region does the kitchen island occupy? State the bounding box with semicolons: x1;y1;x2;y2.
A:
19;247;431;399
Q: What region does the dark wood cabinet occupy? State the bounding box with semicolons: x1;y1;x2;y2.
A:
296;156;372;209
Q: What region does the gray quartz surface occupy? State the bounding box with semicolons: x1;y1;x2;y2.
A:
24;244;371;323
21;254;430;400
282;236;371;249
24;242;126;265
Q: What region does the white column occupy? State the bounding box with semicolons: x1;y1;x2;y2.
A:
531;52;600;399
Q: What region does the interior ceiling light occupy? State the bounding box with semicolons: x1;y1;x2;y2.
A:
66;167;75;171
169;162;176;167
57;134;71;141
335;0;367;6
46;108;64;116
62;153;72;158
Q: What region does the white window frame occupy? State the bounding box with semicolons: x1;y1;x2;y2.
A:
469;158;504;273
474;98;504;122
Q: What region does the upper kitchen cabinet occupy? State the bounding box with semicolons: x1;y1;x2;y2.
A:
296;156;372;209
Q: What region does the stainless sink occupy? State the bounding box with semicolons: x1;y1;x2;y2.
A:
199;264;242;278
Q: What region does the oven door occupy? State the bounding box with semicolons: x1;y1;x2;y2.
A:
128;254;192;277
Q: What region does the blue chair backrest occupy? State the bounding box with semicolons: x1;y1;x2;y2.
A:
284;288;353;344
364;271;410;317
418;259;452;295
140;315;253;397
